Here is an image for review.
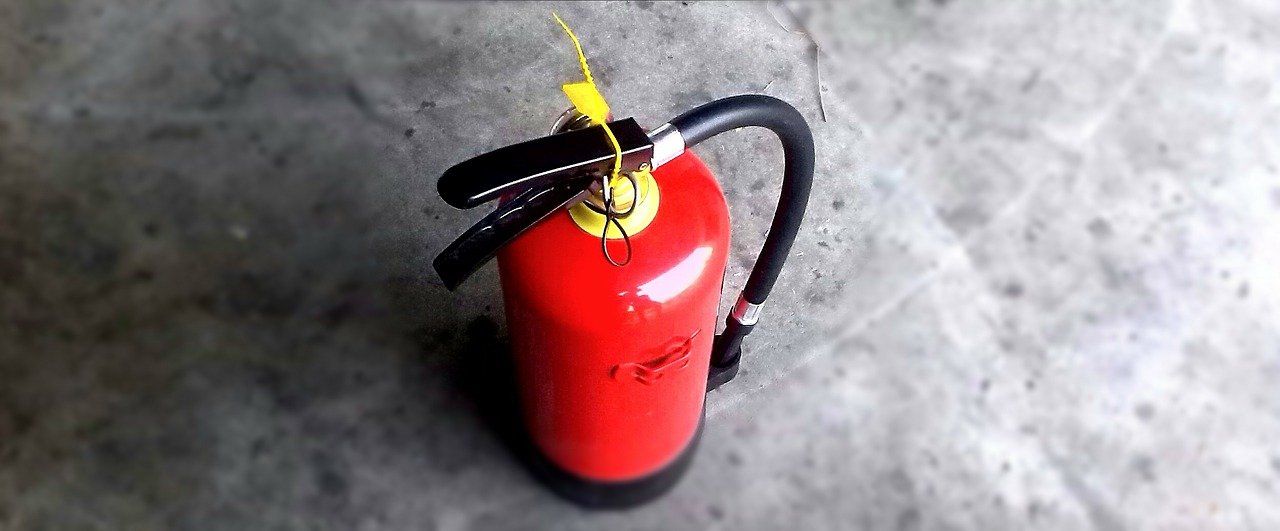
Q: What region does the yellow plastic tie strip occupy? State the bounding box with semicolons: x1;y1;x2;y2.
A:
552;13;622;185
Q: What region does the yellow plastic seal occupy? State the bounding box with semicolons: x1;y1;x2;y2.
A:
552;13;660;242
552;13;621;180
561;81;610;125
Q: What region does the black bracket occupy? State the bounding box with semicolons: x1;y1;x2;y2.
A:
706;346;740;392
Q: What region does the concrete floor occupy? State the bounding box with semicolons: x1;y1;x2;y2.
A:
2;0;1278;529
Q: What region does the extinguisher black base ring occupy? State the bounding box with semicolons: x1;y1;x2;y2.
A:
520;409;705;509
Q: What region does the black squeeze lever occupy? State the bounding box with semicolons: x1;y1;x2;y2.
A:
433;176;593;290
433;118;655;290
437;118;653;209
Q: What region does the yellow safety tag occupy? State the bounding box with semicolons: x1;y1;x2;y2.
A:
552;13;622;179
561;81;610;124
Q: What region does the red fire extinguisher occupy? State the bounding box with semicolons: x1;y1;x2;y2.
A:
434;94;814;507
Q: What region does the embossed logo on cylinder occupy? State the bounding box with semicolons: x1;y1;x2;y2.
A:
610;330;699;386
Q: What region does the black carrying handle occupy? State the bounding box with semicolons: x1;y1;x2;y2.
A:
433;118;654;290
433;176;594;290
438;118;652;209
670;95;815;390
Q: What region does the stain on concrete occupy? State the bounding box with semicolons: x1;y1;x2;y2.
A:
1134;402;1155;421
1131;455;1157;482
1087;217;1113;239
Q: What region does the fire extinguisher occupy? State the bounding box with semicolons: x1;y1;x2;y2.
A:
433;94;814;507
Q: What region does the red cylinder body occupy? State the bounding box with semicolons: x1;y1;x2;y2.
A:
497;151;730;482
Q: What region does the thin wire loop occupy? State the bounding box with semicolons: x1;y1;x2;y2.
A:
601;195;633;267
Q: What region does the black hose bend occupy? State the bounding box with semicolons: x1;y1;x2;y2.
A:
670;95;815;376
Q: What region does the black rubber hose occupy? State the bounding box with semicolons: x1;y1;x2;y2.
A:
670;95;814;370
671;95;814;303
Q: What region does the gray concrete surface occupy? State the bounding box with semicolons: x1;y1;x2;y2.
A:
2;0;1278;529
